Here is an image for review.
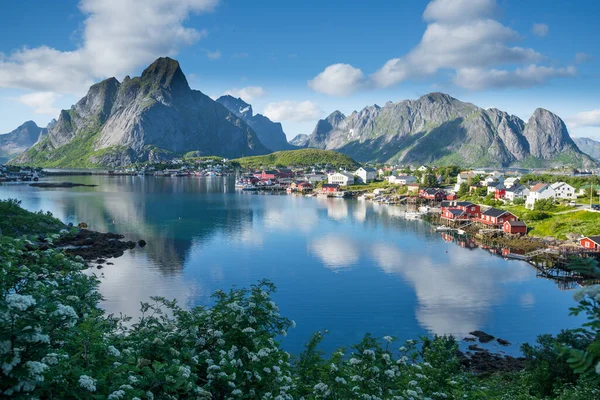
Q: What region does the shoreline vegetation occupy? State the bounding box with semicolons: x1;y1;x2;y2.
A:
2;198;600;398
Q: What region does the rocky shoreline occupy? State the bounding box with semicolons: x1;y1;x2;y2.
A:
459;331;526;374
27;228;145;267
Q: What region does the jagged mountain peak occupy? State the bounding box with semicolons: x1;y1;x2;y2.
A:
216;95;253;118
325;110;345;125
140;57;189;92
418;92;457;104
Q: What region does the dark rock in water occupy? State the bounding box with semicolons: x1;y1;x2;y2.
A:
53;229;133;260
468;344;484;352
30;182;97;188
127;241;136;249
469;330;495;343
459;347;526;373
463;337;476;342
497;338;511;346
96;265;103;269
96;259;106;264
107;262;114;265
68;222;73;227
138;239;147;247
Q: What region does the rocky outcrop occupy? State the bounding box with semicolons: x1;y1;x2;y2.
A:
289;134;310;147
0;121;43;163
216;95;295;152
302;93;596;168
12;58;269;167
573;137;600;161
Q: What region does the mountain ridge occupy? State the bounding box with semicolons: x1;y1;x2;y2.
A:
302;93;595;168
11;57;269;167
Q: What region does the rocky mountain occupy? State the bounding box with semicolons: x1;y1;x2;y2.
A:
290;134;310;147
302;93;595;168
0;121;45;164
216;95;295;152
12;58;268;167
573;137;600;161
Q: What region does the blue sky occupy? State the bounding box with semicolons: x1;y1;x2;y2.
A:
1;0;599;140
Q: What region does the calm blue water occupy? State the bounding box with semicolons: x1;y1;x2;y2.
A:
0;176;584;354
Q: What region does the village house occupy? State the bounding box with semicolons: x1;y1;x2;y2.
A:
579;184;600;196
476;208;519;227
494;184;507;200
418;165;429;172
291;181;313;193
526;183;556;209
483;176;497;187
580;236;600;250
303;173;327;184
504;185;529;202
457;171;478;185
419;188;446;201
486;181;501;195
355;167;377;183
321;183;341;193
503;220;527;235
503;177;521;188
550;182;576;200
441;208;470;221
440;201;481;218
328;172;354;186
487;171;505;182
388;175;417;185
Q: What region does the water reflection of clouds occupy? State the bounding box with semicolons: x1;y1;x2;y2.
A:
370;242;531;337
262;207;319;233
309;234;360;271
88;251;204;318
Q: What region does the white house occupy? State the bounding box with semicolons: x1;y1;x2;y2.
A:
355;167;376;183
504;177;521;188
388;175;417;185
550;182;576;200
418;165;429;172
487;171;505;182
504;185;529;202
328;172;354;186
482;176;497;187
526;183;556;209
304;173;327;184
457;171;478;185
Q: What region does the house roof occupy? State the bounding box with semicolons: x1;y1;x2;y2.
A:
505;220;526;227
584;236;600;245
448;209;466;216
482;208;511;218
361;166;377;172
530;183;549;192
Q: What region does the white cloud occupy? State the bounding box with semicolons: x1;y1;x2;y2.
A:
16;92;62;115
223;86;266;102
308;63;366;96
206;50;221;60
263;100;323;122
567;109;600;128
0;0;218;96
575;52;591;64
453;65;576;90
531;23;549;37
423;0;498;22
312;0;573;94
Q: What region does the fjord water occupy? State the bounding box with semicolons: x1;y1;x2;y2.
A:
1;176;583;354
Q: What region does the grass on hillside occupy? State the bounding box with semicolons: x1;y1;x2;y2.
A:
525;210;600;239
346;181;391;191
233;149;360;170
0;199;65;237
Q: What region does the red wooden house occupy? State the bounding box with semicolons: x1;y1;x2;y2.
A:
446;193;458;201
419;188;446;201
503;220;527;235
580;236;600;250
321;184;340;193
476;208;518;227
441;209;470;221
295;182;313;193
440;201;481;218
494;185;507;200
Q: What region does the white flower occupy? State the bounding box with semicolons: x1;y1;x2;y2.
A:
108;390;125;399
79;375;97;392
107;346;121;357
0;340;11;355
51;304;78;327
596;361;600;375
5;293;36;311
383;335;393;343
242;327;256;334
335;377;347;385
232;389;243;396
26;361;48;377
406;389;418;397
179;365;191;378
349;358;361;365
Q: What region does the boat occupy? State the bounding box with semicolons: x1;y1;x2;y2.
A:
435;225;453;232
457;229;466;235
242;184;259;191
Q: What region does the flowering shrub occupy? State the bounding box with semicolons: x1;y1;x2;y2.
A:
2;228;600;398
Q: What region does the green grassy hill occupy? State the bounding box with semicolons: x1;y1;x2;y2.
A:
232;149;360;169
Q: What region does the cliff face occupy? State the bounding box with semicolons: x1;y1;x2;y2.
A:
216;95;295;152
303;93;595;168
0;121;43;164
12;58;269;167
574;137;600;161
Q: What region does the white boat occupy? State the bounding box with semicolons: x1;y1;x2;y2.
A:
435;225;452;232
242;184;259;191
457;229;466;235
